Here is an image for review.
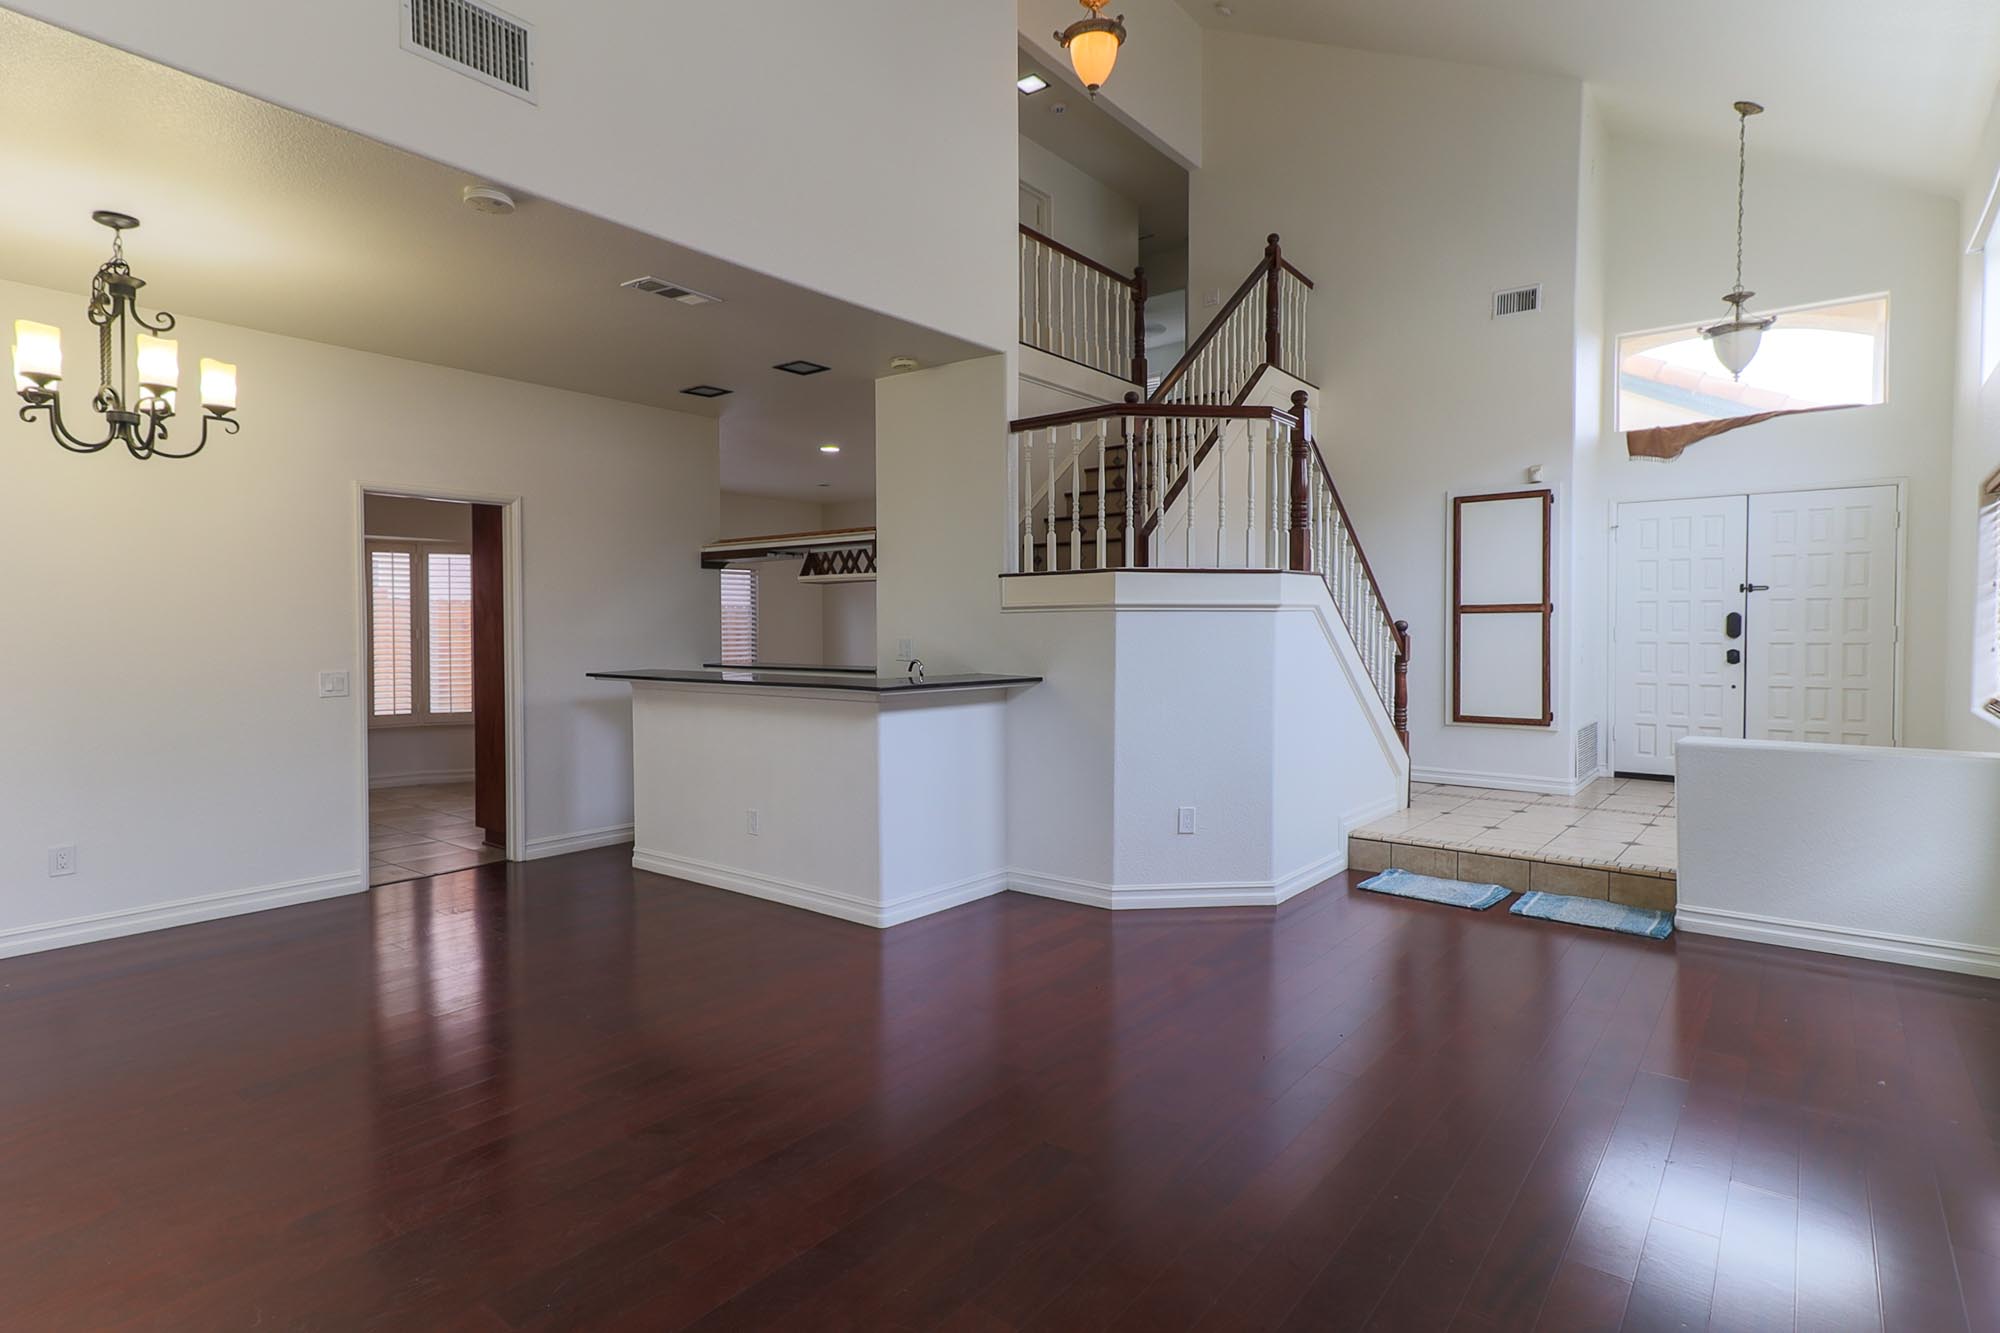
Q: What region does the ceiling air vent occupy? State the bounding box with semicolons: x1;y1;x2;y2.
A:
621;276;722;306
402;0;536;102
1492;284;1542;318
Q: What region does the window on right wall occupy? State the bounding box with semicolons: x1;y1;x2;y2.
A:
1617;293;1890;433
1979;471;2000;727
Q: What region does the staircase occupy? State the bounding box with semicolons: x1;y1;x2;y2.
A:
1008;234;1411;753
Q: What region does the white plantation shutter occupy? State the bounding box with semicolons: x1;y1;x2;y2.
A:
720;569;758;664
427;551;474;714
370;549;414;716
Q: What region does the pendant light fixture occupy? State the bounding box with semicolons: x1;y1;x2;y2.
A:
1055;0;1126;96
1701;101;1775;379
13;211;240;459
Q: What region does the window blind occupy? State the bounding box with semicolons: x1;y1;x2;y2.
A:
370;550;414;716
428;551;474;715
720;569;758;665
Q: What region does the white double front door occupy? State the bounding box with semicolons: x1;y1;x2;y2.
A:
1612;485;1899;776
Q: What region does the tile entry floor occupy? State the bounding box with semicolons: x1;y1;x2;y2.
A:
369;781;502;886
1356;776;1677;878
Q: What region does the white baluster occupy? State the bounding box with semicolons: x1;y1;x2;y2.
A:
1215;430;1228;567
1096;429;1109;569
1045;427;1058;570
1019;433;1034;573
1122;416;1135;568
1070;423;1084;572
1244;422;1256;567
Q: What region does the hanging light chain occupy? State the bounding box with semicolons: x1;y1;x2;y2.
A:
1734;107;1748;295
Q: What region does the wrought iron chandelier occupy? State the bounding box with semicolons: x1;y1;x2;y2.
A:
1701;101;1775;379
13;210;239;459
1055;0;1126;96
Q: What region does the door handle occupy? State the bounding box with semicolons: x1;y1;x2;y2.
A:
1726;648;1741;665
1725;611;1742;639
1739;582;1770;593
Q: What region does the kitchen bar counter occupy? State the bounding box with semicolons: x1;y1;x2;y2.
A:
596;666;1035;927
591;667;1041;694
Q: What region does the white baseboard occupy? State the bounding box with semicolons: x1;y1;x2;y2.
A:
369;768;476;790
1675;903;2000;980
1411;764;1593;797
1344;793;1405;831
1009;848;1345;912
522;824;635;861
0;870;365;961
632;848;1007;928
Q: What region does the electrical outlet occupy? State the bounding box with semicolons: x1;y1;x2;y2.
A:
48;845;76;877
318;670;350;698
895;638;913;663
1177;806;1197;835
746;809;760;836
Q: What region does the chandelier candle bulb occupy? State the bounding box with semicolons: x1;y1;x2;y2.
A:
12;318;62;385
136;333;179;394
199;358;237;414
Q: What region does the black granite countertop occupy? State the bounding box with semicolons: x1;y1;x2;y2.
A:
589;668;1042;694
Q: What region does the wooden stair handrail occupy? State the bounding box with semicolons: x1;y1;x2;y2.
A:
1289;389;1410;750
1018;224;1139;288
1149;251;1270;403
1008;401;1301;435
1149;234;1314;405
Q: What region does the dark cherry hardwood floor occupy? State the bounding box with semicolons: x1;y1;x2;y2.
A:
2;848;1997;1331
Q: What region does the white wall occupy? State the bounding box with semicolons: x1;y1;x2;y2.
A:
1677;738;2000;977
1018;0;1204;168
1019;135;1141;272
718;491;876;668
1947;90;2000;752
720;493;825;665
0;273;716;955
1590;134;1961;749
14;0;1019;352
363;493;475;786
1192;33;1588;790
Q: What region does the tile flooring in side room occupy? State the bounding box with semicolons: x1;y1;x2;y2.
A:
1355;776;1677;877
368;781;502;886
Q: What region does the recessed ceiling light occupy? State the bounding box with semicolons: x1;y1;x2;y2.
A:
680;384;732;398
819;443;842;454
1017;74;1049;95
774;359;830;376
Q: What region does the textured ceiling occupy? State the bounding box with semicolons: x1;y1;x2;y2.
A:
0;9;988;502
1175;0;2000;192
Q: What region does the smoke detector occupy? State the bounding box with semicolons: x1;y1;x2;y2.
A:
461;185;516;215
888;356;921;373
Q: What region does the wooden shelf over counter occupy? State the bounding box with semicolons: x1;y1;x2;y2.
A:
700;527;877;573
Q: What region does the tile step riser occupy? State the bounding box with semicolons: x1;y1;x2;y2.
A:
1348;836;1675;912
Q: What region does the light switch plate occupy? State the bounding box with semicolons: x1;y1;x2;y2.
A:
319;670;350;698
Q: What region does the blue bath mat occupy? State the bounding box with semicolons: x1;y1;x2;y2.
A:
1358;868;1510;911
1511;891;1673;940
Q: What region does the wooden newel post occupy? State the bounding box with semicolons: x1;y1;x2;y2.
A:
1263;233;1282;368
1287;387;1312;572
1392;620;1411;753
1130;266;1149;388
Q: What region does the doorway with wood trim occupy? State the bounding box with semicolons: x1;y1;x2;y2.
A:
358;488;519;885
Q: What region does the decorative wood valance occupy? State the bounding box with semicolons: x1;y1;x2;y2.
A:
1625;403;1855;460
